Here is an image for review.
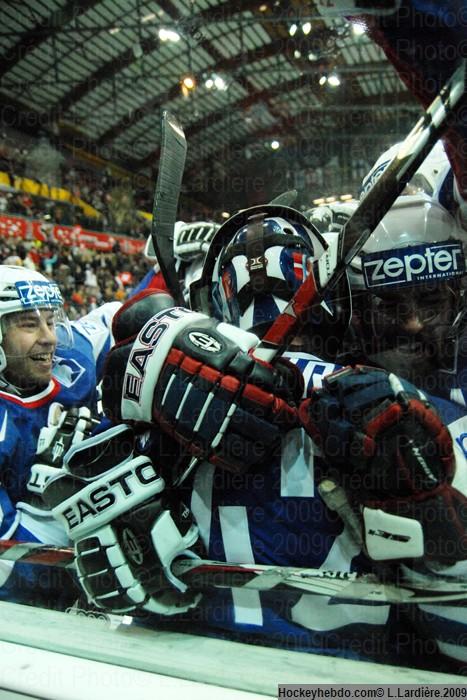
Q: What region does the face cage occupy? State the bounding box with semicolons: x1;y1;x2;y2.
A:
215;246;312;332
351;282;465;376
190;204;327;317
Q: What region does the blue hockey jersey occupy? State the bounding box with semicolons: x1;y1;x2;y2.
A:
0;302;120;603
186;350;467;670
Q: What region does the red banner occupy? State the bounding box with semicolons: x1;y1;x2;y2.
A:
0;216;28;240
1;215;145;255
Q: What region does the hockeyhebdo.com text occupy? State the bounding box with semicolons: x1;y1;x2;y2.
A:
278;687;467;700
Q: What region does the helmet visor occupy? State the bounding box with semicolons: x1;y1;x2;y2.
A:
3;277;73;350
2;306;73;352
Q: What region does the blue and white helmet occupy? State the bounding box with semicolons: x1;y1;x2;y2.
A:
0;265;72;373
191;205;327;335
360;140;453;210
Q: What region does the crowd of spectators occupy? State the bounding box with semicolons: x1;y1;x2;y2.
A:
0;130;225;317
0;130;220;236
0;131;153;237
0;238;152;318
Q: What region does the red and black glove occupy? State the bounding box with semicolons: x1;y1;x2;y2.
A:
103;293;302;474
300;365;467;563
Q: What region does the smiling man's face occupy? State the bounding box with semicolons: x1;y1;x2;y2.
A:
2;309;57;391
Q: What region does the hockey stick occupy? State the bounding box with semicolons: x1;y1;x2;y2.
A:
150;111;187;305
2;538;467;604
253;58;467;362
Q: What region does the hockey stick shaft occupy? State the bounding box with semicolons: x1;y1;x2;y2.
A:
151;111;187;305
254;59;466;362
1;538;467;604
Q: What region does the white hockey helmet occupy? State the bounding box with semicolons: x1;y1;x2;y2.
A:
0;265;72;373
360;140;452;205
345;194;466;378
347;193;465;292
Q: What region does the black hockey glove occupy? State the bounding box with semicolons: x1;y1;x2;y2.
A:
43;425;201;615
300;366;467;564
26;402;98;506
103;303;302;474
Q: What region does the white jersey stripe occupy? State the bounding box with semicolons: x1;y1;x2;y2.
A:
280;428;315;498
219;506;263;626
190;462;215;551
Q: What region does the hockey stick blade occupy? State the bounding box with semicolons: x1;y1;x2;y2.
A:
254;58;467;362
151;111;187;305
1;539;467;605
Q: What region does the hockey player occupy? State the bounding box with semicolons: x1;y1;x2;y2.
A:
308;162;467;405
0;265;121;605
43;206;467;672
135;220;220;302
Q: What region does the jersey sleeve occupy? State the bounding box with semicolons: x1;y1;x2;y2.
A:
71;301;121;382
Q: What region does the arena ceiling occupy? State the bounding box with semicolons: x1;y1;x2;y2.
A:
0;0;420;210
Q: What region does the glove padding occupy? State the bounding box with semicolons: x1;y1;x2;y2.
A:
173;221;220;261
43;424;200;615
300;366;467;563
26;402;98;503
103;306;302;473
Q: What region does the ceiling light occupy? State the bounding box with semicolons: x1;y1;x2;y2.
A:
221;211;230;219
205;78;214;89
294;49;301;59
271;140;280;150
319;75;327;86
302;22;311;35
142;12;156;22
352;22;366;36
340;193;353;201
159;28;181;42
313;197;325;205
259;3;268;11
214;75;227;90
325;196;336;203
328;73;341;87
289;23;298;37
307;51;317;61
182;75;196;90
109;27;120;34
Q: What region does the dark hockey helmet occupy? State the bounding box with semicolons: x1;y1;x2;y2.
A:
190;205;328;338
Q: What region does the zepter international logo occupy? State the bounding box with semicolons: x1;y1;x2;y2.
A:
362;241;465;289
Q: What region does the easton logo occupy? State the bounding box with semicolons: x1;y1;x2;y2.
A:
122;527;144;565
123;307;191;403
188;331;222;353
61;460;160;530
362;241;465;289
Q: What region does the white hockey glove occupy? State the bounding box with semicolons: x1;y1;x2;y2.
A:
42;425;201;615
300;366;467;564
26;403;98;506
102;304;302;474
173;220;220;261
